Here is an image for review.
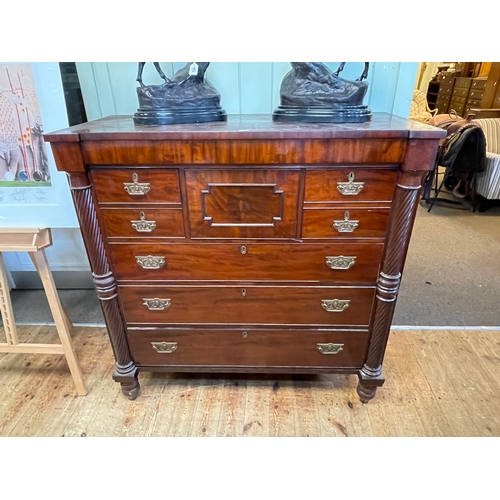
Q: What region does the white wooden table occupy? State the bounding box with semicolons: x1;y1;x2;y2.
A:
0;228;87;396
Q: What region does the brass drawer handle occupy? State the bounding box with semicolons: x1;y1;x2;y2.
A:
131;211;156;233
325;255;356;270
135;255;166;269
143;298;171;311
337;172;364;195
321;299;350;312
317;343;344;355
123;172;151;196
333;211;359;233
151;341;177;354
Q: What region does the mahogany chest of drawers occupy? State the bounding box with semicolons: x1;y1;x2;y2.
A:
45;114;444;403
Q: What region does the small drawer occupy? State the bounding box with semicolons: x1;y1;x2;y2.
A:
468;90;484;100
472;79;487;90
127;328;369;369
302;208;390;239
118;285;376;326
455;77;472;89
108;242;384;282
466;99;482;108
441;74;454;84
304;168;397;203
100;208;185;238
91;168;181;204
449;104;464;114
453;88;469;98
438;87;452;96
436;102;449;114
437;97;450;105
436;97;450;108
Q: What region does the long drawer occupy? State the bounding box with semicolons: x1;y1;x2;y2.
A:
118;285;375;326
302;207;390;238
127;327;369;368
109;242;384;282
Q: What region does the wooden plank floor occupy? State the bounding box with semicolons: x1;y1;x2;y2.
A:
1;325;499;437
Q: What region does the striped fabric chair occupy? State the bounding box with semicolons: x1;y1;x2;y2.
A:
473;118;500;201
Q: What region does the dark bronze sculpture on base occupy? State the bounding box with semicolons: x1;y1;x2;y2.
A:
133;62;227;125
273;62;372;123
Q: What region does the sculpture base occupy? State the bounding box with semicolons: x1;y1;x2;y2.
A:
273;105;372;124
133;107;227;125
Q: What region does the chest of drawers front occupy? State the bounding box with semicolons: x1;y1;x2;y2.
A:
92;164;393;371
44;114;444;403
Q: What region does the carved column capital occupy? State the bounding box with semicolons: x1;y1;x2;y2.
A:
93;271;118;301
376;272;401;302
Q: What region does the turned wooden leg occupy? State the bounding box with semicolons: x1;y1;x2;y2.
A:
357;367;385;404
113;361;140;400
357;383;377;404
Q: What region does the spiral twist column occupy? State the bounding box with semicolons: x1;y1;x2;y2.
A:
357;171;426;403
69;173;140;400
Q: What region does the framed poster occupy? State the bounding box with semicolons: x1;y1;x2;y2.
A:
0;65;51;186
0;62;79;228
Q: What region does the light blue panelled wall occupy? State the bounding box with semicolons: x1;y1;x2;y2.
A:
75;62;418;120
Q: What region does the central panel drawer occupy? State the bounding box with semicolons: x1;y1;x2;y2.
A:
109;242;384;282
118;285;376;326
185;169;300;238
127;328;369;368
